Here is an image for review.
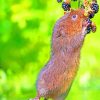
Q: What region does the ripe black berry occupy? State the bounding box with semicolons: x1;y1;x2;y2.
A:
62;2;71;11
86;26;92;34
88;11;95;19
57;0;62;3
86;18;92;25
91;3;99;13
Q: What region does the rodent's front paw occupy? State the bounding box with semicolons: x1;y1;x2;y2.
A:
83;18;96;34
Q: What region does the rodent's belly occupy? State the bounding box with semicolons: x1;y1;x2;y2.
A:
37;65;78;98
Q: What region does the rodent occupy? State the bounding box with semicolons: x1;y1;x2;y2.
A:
32;9;90;100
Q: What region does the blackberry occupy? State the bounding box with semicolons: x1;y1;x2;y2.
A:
91;3;99;13
88;11;95;19
86;26;92;34
57;0;62;3
62;2;71;11
86;18;92;25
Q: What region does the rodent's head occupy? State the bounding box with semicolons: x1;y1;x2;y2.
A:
63;9;88;36
52;9;90;53
52;9;93;53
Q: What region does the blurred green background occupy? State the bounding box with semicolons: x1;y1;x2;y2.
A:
0;0;100;100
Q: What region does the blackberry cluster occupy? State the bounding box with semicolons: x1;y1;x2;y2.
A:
86;18;92;34
86;18;96;34
85;1;98;34
62;2;71;11
57;0;78;11
91;3;99;13
88;2;99;19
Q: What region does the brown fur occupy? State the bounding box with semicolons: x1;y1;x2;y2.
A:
34;9;88;100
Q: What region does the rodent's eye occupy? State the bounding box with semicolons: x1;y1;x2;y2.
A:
71;15;78;21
